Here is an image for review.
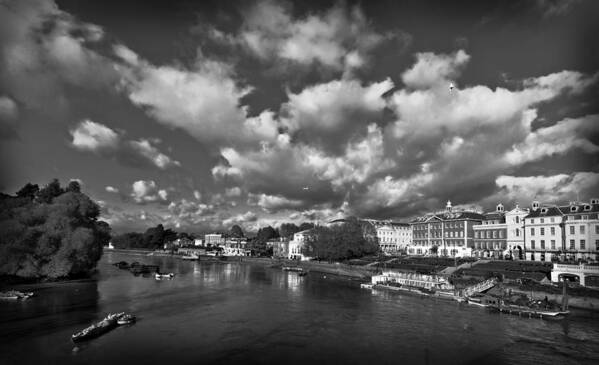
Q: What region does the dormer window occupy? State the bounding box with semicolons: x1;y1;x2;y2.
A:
541;208;548;214
570;206;578;212
584;205;591;211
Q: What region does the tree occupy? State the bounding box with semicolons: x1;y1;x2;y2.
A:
304;218;379;262
143;224;165;250
0;179;111;279
278;223;300;238
298;222;315;231
66;180;82;193
16;183;39;199
37;179;64;204
230;225;244;238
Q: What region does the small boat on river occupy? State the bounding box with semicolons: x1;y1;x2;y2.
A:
181;254;199;260
71;312;136;342
155;273;175;280
0;290;34;300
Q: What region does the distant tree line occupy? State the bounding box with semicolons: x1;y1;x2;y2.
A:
0;179;111;280
111;224;183;250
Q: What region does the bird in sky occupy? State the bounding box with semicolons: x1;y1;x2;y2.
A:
449;82;455;91
302;186;309;190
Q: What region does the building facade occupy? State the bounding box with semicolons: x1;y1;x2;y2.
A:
505;205;529;260
473;204;507;259
408;201;483;257
204;233;225;247
288;230;314;261
364;220;412;254
523;201;566;262
563;199;599;262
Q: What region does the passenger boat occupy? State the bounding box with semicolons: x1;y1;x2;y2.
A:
282;266;304;272
117;314;136;325
0;291;34;300
488;303;569;318
155;273;175;280
71;313;122;343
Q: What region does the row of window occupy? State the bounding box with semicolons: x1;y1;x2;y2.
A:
529;239;599;251
413;222;465;230
474;230;505;239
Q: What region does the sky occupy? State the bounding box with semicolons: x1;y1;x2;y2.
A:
0;0;598;234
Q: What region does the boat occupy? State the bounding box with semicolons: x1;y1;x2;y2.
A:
71;313;123;343
113;261;130;269
155;273;175;280
360;283;374;289
466;294;499;308
0;291;34;300
181;254;199;260
488;303;569;318
282;266;304;272
298;271;308;277
116;313;136;325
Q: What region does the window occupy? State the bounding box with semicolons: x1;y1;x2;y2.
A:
596;225;599;234
551;227;555;236
540;227;545;235
493;231;497;238
531;228;535;236
551;217;555;223
540;240;545;249
515;216;520;224
516;228;520;237
596;240;599;251
551;240;556;250
570;226;575;235
531;219;535;224
580;240;586;250
531;240;535;249
580;226;585;234
541;218;544;224
570;240;575;249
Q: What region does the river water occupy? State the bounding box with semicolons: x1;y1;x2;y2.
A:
1;252;598;365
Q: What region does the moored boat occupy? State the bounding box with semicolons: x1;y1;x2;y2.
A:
0;290;34;300
155;273;175;280
117;313;136;325
71;313;122;343
181;254;199;260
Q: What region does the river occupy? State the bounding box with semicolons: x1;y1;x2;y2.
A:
1;252;598;365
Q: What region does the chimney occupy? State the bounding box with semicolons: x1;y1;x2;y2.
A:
446;200;452;212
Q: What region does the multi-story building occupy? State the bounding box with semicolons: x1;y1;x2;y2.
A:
363;220;411;254
524;201;565;262
505;204;529;260
563;199;599;262
473;204;507;259
204;233;225;247
408;201;484;257
288;229;314;261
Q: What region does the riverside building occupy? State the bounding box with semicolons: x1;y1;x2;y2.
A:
408;201;484;257
523;201;564;262
473;204;507;259
563;199;599;262
363;220;412;254
505;204;529;260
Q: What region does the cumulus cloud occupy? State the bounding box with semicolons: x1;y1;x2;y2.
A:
504;114;599;165
0;0;118;110
71;119;120;151
401;50;470;89
116;45;277;148
281;78;393;152
248;193;304;212
222;211;258;227
70;119;180;170
131;180;168;203
494;172;599;204
105;186;119;193
236;1;392;73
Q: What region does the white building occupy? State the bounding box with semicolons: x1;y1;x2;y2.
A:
204;233;225;247
563;199;599;262
505;204;529;260
523;201;565;262
366;220;411;254
288;229;314;261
